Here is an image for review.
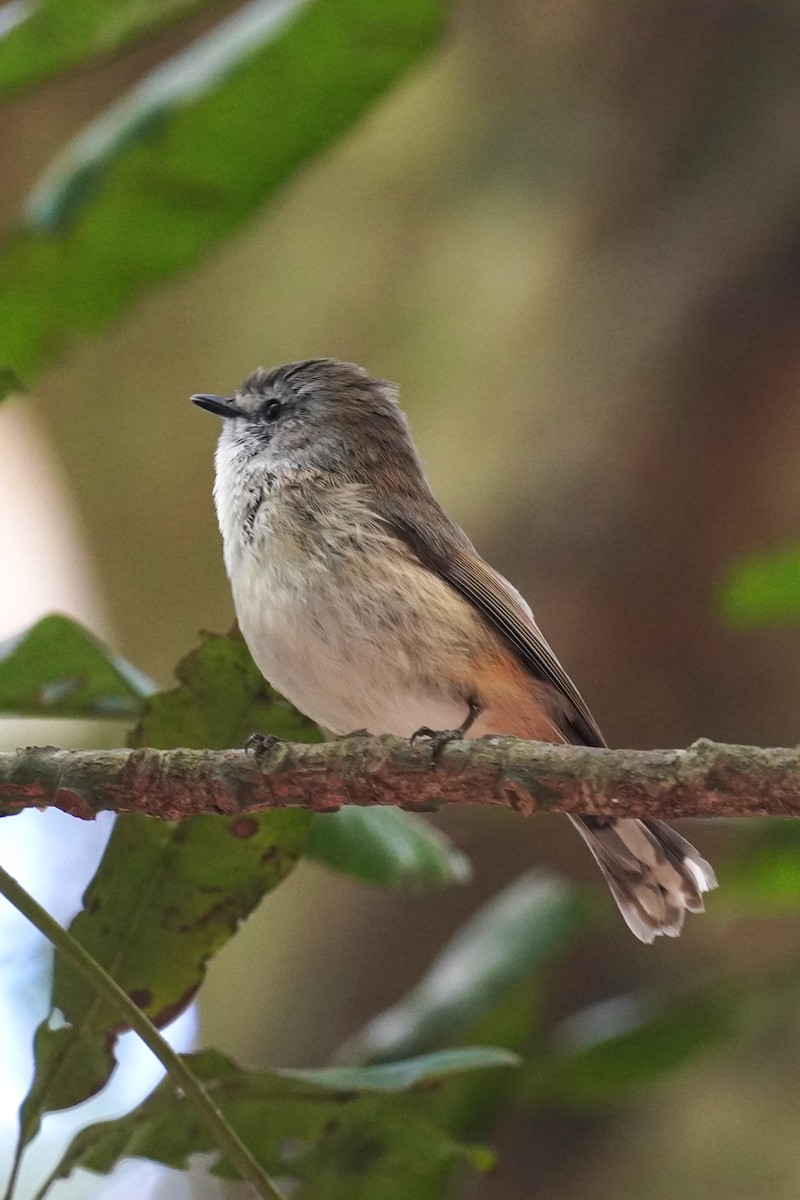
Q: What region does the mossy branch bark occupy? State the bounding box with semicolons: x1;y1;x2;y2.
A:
0;736;796;822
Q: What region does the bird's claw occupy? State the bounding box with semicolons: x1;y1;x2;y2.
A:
245;732;281;761
410;725;463;765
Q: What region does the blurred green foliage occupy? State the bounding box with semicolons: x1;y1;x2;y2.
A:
526;990;740;1108
720;542;800;627
0;0;443;392
347;872;588;1064
306;806;472;888
724;822;800;912
0;0;221;99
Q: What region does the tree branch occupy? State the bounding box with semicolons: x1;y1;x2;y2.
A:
0;736;797;823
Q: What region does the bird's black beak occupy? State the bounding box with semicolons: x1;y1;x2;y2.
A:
191;393;244;419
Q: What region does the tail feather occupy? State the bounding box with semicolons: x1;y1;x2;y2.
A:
569;815;717;943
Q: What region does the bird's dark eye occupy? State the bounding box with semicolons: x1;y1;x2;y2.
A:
262;398;282;422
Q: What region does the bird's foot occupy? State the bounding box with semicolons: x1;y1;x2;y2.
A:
411;698;482;765
410;725;464;765
244;732;281;761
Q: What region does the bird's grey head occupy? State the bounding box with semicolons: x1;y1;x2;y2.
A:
192;358;421;482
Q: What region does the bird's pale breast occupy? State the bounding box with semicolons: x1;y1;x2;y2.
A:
224;479;563;741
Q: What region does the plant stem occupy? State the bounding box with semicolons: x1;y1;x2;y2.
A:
0;861;287;1200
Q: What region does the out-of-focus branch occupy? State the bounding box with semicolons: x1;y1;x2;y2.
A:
0;737;797;823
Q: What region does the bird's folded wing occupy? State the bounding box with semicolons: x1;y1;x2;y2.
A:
443;548;606;748
372;495;606;748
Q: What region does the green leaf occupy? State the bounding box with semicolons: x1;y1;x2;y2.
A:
0;613;154;718
25;0;312;233
0;0;444;382
344;870;588;1063
16;629;314;1158
719;542;800;626
278;1046;520;1092
527;990;739;1108
19;810;310;1154
0;0;221;102
40;1048;512;1197
306;807;471;888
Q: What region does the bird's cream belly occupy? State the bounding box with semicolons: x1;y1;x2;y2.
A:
235;594;467;737
230;556;468;736
229;532;563;743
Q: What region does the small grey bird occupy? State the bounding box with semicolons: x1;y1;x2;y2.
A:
192;358;716;941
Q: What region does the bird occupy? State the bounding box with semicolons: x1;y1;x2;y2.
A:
192;357;716;941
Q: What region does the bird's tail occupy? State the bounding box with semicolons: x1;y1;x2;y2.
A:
569;815;716;942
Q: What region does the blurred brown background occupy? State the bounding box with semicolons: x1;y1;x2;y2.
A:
3;1;800;1197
